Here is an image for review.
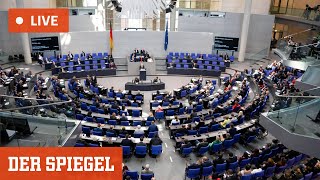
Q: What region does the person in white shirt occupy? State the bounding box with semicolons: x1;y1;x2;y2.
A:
251;165;263;174
171;116;180;125
134;125;144;134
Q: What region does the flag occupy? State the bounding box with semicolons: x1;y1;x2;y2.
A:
109;21;114;54
164;20;168;51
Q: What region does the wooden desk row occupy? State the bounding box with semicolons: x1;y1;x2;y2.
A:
79;109;147;121
175;120;256;143
80;133;151;144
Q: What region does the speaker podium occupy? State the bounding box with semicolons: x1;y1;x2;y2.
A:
140;69;146;81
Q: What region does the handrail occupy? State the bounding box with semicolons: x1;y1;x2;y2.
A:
0;100;73;112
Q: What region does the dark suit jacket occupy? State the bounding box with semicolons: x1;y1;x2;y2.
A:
213;158;226;165
121;139;133;148
136;142;146;147
148;124;158;132
150;138;162;146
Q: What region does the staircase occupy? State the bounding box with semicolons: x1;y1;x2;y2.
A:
114;57;128;76
155;58;167;75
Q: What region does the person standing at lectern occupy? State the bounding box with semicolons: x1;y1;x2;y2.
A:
139;63;145;70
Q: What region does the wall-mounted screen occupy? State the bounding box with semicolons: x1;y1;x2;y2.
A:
31;36;60;52
214;36;239;51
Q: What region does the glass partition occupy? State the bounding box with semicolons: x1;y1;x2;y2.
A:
267;95;320;139
0;96;76;147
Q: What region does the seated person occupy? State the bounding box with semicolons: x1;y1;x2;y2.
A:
170;116;180;125
194;138;208;152
179;139;192;153
121;134;133;149
155;105;163;112
134;125;144;136
213;153;226;166
141;164;154;174
226;152;238;167
120;113;128;122
186;160;202;171
134;77;140;84
119;127;128;136
148;121;158;132
147;112;155;121
153;77;160;83
106;126;117;136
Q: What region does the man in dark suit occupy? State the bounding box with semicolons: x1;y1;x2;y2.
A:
120;113;128;122
226;152;238;168
201;156;213;167
121;134;133;149
228;124;237;137
195;138;209;152
148;121;158;133
136;137;146;147
106;126;117;136
119;127;128;136
179;139;192;154
213;153;226;166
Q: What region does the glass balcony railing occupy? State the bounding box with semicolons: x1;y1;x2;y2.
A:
267;94;320;139
0;96;76;147
270;7;320;21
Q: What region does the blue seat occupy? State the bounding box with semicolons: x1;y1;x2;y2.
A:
135;146;147;158
233;133;241;143
82;127;90;134
210;142;222;153
253;170;264;179
199;127;208;134
132;110;140;117
228;161;238;171
215;163;227;174
239;158;251;168
198;146;209;156
246;135;256;144
120;110;128;116
241;174;252;180
145;121;152;126
110;108;118;115
162;101;170;106
251;156;260;165
188;130;197;135
121;121;130;126
207;66;212;70
89;105;97;112
98;108;104;114
108;120;117;125
92;131;103;136
126;171;139;180
133;121;142;126
166;109;175;116
223;139;234;149
196;104;203;112
122;146;131;157
80;102;88;110
151;145;162;157
304;172;313;180
140;174;154;180
172;101;180;105
294;154;303;165
210;124;220;131
275;165;287;174
185;168;201;180
134;133;144;138
131;103;139;107
264;166;276;178
96;118;105;124
106;132;116;137
75;143;85;147
89;143;99;147
286;157;295;168
213;113;221;118
76;114;84;120
181;147;192;157
84;116;93;122
85;66;90;70
178;108;185;115
155;111;164;120
148;131;157;138
180;90;187;97
202;165;213;178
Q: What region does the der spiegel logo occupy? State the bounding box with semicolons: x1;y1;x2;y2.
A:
8;9;69;33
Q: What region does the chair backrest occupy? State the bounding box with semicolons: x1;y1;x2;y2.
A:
122;146;131;156
133;133;144;138
229;161;238;171
133;121;142;126
211;142;222;153
241;174;252;180
181;147;192;156
140;173;154;180
246;135;256;144
239;158;251;168
198;146;209;155
132;110;140;117
186;168;201;178
253;170;264;178
215;163;227;174
199;126;208;134
108;120;117;125
135;146;147;155
223;139;234;149
286;157;295;168
264;166;276;177
121;121;130;126
126;171;139;180
304;172;313;180
202;165;213;176
151;145;162;156
82;127;90;134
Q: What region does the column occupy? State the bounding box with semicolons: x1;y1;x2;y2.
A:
238;0;252;62
16;0;32;64
170;7;176;31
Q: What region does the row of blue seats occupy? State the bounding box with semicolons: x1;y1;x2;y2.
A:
123;170;155;180
81;126;157;138
49;52;108;60
167;58;227;65
59;60;108;67
172;64;222;71
61;64;109;72
168;52;234;60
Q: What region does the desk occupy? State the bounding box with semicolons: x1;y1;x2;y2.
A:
152;91;169;100
82;121;149;132
125;82;165;91
80;133;151;144
57;69;116;79
175;120;256;143
140;69;146;81
167;68;221;77
79;109;146;121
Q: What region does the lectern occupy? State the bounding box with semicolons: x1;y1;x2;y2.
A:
140;69;146;81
